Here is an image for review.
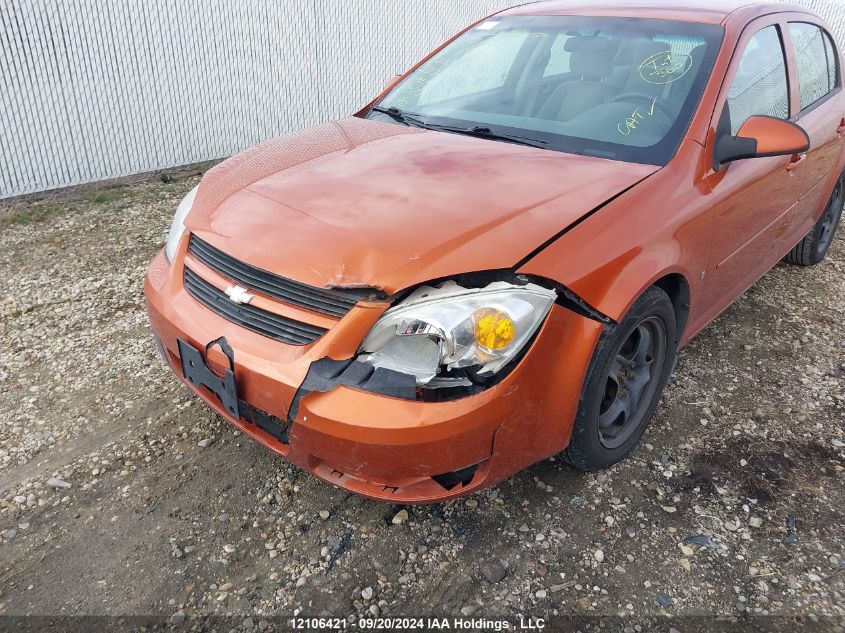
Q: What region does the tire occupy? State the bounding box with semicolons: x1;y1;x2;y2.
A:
564;286;677;471
785;174;844;266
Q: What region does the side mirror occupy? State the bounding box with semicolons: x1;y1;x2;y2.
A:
714;115;810;170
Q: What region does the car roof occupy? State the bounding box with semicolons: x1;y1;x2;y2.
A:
499;0;813;26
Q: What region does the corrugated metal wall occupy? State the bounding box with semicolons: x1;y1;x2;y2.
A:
2;0;845;198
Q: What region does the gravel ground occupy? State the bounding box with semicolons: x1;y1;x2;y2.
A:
0;172;843;631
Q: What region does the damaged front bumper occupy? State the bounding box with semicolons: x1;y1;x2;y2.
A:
144;248;604;503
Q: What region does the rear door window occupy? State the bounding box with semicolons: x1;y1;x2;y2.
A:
789;22;839;110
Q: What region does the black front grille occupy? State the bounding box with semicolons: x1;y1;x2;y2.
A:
188;236;374;318
183;268;327;346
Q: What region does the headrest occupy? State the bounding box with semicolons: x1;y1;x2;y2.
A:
630;39;672;63
570;52;614;79
564;35;614;53
688;44;706;62
613;37;645;61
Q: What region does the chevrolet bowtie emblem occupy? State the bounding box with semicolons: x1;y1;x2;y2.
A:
224;285;254;305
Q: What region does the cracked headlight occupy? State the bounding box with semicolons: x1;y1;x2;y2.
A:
359;280;556;387
164;186;199;261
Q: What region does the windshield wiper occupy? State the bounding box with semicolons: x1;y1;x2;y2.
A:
370;107;548;149
424;124;549;149
369;106;429;129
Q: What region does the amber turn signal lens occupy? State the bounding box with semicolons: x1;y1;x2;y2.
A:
473;308;516;351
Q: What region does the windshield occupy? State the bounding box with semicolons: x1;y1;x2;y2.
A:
369;16;724;165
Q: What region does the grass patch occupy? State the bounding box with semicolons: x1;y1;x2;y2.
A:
0;204;67;227
1;166;208;229
1;186;135;227
89;189;124;204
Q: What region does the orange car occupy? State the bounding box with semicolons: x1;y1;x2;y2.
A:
145;0;844;502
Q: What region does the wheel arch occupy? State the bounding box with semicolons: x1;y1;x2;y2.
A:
599;269;693;348
519;254;698;348
652;272;691;347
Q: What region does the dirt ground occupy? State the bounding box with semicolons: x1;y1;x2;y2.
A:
0;171;843;632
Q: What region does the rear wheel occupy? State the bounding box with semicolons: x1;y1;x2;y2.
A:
785;175;844;266
564;286;677;471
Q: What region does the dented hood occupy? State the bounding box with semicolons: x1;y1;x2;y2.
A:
186;117;657;293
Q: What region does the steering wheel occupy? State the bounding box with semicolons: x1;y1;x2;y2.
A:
611;93;674;119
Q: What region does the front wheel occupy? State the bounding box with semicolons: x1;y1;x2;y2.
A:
564;286;677;471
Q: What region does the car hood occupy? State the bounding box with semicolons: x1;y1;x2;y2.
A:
186;117;658;294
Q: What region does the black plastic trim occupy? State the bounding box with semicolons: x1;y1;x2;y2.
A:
179;338;240;419
553;283;614;325
287;357;417;423
432;464;479;491
184;268;327;346
244;403;291;444
714;134;759;166
178;338;292;443
188;235;384;318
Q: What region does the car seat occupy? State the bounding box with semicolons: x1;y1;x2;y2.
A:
536;36;616;122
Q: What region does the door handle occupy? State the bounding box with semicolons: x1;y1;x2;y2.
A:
787;153;806;172
837;118;845;135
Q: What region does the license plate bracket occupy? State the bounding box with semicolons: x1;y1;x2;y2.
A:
178;337;240;419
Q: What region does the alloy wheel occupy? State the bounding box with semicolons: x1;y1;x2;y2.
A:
598;316;667;450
